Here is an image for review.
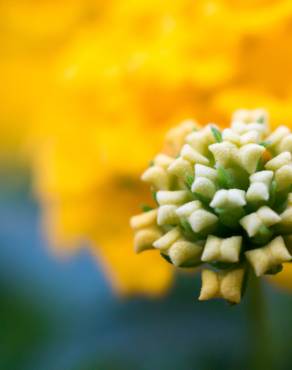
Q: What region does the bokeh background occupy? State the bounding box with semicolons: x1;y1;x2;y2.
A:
2;1;292;369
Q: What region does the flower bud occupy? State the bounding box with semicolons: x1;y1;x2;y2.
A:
279;134;292;153
194;164;217;182
279;207;292;231
191;177;216;199
153;226;181;251
165;119;199;155
246;182;269;203
240;206;280;237
250;170;273;186
275;165;292;191
186;125;215;155
141;166;170;190
181;144;209;165
167;157;193;178
154;154;174;169
175;200;202;218
188;209;218;233
265;151;292;171
210;189;246;208
132;109;292;303
209;142;238;167
266;126;290;150
157;205;179;225
247;170;273;203
240;130;260;145
156;190;191;206
134;227;163;253
238;144;265;174
232;108;268;125
201;235;242;263
199;269;244;304
130;209;158;230
168;240;202;266
222;129;241;145
245;236;292;276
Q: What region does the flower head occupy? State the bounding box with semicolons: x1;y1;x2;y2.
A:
131;109;292;304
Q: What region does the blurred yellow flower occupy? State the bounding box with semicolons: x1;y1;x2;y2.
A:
2;0;292;294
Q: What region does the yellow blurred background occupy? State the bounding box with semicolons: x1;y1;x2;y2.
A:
2;0;292;297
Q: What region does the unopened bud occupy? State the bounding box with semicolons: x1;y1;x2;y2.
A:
157;205;179;225
210;189;246;208
153;226;181;251
181;144;209;165
245;236;291;276
188;209;218;233
275;165;292;191
240;206;280;237
142;166;170;190
130;209;158;230
154;154;175;169
168;240;202;266
202;235;242;263
175;200;202;218
191;177;216;199
134;227;163;253
167;157;193;178
199;269;244;304
238;144;265;174
156;190;191;206
209;142;238;167
265;151;292;171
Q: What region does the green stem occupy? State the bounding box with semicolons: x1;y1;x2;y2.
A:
247;274;274;370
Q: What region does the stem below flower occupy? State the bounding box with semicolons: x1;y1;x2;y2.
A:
247;273;274;370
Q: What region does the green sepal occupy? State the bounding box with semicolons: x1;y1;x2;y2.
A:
185;175;194;190
217;165;235;189
251;225;273;245
152;191;158;205
256;116;265;124
211;126;222;143
269;180;277;207
256;157;265;172
192;192;210;206
140;204;154;212
259;141;271;148
179;219;204;241
160;252;202;268
265;264;283;275
215;207;245;229
209;261;238;270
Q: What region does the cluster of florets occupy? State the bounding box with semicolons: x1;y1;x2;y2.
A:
130;109;292;303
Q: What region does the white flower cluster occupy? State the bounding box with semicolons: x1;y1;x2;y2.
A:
131;109;292;304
